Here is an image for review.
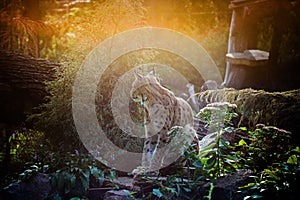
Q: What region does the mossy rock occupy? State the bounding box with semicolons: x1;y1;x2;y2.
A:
197;88;300;143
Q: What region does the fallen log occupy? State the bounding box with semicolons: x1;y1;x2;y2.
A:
197;88;300;143
0;50;59;124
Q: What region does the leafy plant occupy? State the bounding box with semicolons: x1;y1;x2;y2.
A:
129;101;300;199
50;152;117;199
235;124;295;171
204;183;215;200
0;4;53;57
196;102;239;178
236;126;300;199
5;129;50;165
0;128;52;188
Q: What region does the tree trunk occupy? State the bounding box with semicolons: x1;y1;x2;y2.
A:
0;50;59;124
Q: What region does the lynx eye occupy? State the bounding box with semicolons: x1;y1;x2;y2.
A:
131;91;140;101
133;94;139;100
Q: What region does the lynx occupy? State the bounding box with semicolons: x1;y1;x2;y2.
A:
130;70;199;173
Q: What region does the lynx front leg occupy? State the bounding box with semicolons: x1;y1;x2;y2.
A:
142;138;152;168
133;136;156;177
148;134;166;173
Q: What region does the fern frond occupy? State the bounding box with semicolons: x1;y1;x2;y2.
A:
0;10;53;56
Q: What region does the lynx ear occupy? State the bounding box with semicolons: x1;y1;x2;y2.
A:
134;70;143;79
149;68;156;76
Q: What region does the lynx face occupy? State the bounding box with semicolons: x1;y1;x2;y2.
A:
130;85;147;105
130;70;158;106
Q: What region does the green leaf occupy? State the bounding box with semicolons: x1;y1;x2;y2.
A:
82;168;90;179
201;143;216;152
152;188;163;198
251;194;263;199
204;183;214;200
220;139;231;148
238;139;247;146
183;187;191;193
205;155;217;169
287;155;298;164
70;173;76;187
177;184;181;195
223;161;237;171
65;173;74;194
79;174;89;190
193;160;203;168
199;149;215;158
10;148;17;155
218;148;228;156
91;167;101;178
98;177;105;187
225;154;239;161
238;182;255;189
57;172;65;190
53;194;62;200
107;170;117;181
165;186;177;195
98;170;105;186
292;146;300;153
239;127;247;131
70;198;81;200
199;143;217;157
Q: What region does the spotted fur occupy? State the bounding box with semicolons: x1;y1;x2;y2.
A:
130;70;198;172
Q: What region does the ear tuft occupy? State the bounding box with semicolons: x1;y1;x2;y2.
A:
134;70;143;79
149;68;156;76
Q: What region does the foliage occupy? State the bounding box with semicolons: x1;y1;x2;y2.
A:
49;153;117;199
2;1;300;199
204;183;214;200
42;0;147;60
196;102;238;179
18;0;232;154
2;151;117;199
235;125;294;171
145;0;231;73
131;102;299;199
0;129;49;164
235;125;300;199
196;88;300;139
31;55;85;151
0;1;54;57
3;101;299;199
239;159;300;200
256;5;300;63
30;0;148;151
0;128;51;187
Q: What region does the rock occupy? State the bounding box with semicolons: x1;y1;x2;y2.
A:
201;169;253;200
2;173;51;200
88;177;139;200
214;169;253;191
88;188;113;200
103;190;133;200
115;177;140;191
197;88;300;144
201;80;219;92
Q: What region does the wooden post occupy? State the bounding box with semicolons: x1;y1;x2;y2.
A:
223;0;278;87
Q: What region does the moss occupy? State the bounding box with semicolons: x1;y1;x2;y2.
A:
197;88;300;140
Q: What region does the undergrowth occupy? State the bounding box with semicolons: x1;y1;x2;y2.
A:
1;102;299;200
131;102;300;200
